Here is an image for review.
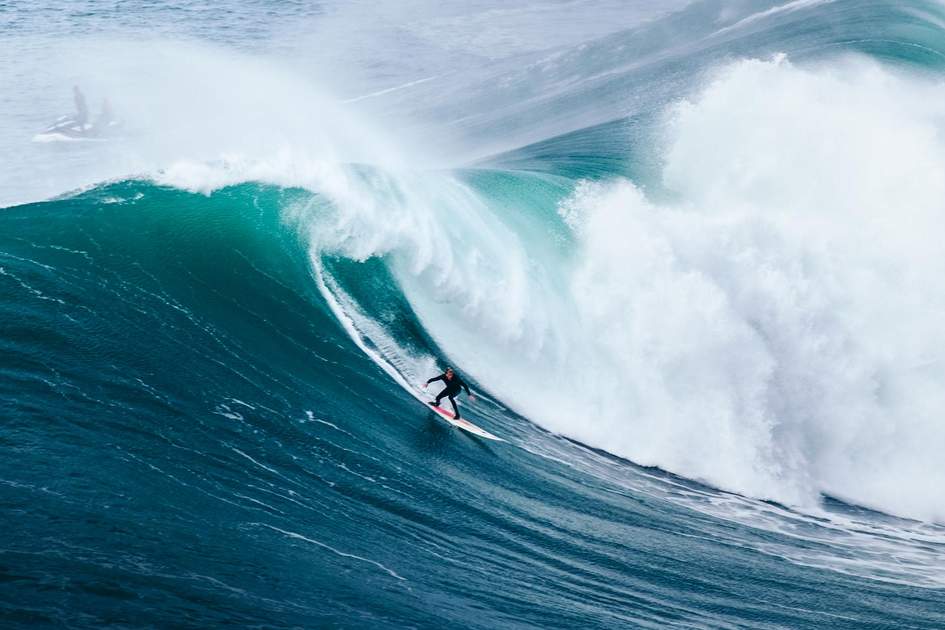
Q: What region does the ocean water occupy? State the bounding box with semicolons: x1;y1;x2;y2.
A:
2;1;945;627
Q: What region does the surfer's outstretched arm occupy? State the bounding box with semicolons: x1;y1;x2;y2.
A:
423;374;445;388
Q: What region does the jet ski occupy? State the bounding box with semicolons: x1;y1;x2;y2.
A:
33;115;121;143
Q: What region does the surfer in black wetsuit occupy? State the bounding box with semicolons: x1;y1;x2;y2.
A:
73;85;89;127
423;367;475;419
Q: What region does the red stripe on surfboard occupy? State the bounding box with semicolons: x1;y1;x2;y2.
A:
428;403;502;441
432;406;476;428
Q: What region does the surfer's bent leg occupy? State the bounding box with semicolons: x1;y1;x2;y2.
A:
432;390;460;418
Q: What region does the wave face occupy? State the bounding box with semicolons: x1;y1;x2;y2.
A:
3;0;945;627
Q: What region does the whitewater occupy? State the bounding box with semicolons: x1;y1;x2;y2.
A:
2;1;945;627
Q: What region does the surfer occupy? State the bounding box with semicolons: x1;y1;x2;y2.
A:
423;367;475;419
73;85;89;127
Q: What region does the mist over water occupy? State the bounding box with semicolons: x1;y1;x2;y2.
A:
3;1;945;627
0;0;686;205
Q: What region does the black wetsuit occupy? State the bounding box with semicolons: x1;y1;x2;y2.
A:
73;88;88;127
426;372;471;419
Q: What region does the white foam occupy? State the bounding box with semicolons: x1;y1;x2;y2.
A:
542;56;945;522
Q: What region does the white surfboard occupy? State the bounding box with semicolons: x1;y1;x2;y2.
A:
424;400;503;441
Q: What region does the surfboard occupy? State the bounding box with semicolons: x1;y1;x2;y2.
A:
425;401;503;441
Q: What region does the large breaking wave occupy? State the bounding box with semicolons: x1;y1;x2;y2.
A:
148;54;945;523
